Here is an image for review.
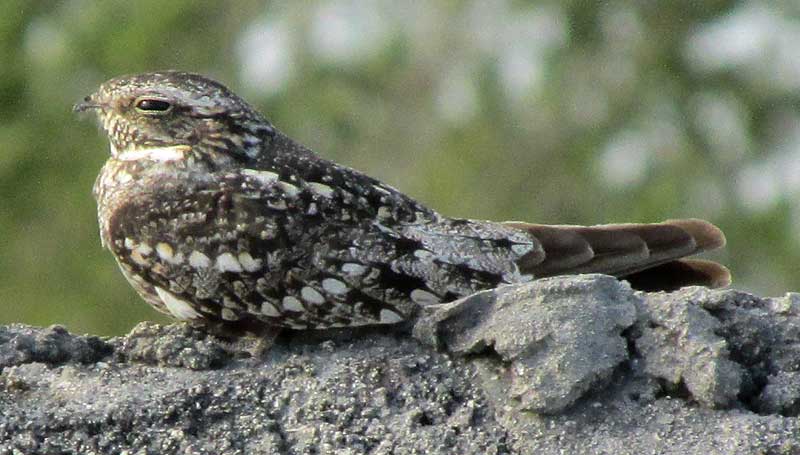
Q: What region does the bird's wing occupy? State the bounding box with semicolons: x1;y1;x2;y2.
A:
102;165;457;332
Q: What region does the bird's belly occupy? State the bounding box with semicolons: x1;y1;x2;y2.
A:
101;192;413;331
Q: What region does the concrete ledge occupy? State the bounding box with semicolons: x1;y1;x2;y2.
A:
1;275;798;454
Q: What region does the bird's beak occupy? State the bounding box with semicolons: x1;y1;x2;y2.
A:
73;102;99;113
73;95;102;113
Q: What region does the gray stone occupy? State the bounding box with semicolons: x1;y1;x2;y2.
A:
758;371;800;415
634;288;744;408
113;321;230;370
414;274;637;414
0;324;508;455
0;324;111;369
1;275;799;454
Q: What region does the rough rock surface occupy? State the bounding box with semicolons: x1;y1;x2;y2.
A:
414;275;638;414
1;275;799;455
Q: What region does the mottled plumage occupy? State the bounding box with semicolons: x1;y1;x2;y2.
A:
76;71;729;336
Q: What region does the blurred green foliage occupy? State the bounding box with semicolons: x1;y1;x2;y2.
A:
1;1;798;335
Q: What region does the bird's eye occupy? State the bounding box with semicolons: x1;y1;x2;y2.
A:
135;98;172;114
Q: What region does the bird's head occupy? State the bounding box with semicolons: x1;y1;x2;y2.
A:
75;71;274;161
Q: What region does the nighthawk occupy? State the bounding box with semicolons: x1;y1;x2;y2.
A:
76;71;729;337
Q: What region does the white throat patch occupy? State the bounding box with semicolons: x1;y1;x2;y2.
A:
114;144;191;162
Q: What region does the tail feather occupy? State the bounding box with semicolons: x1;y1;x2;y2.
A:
504;224;598;274
622;259;731;292
504;218;728;290
663;218;727;250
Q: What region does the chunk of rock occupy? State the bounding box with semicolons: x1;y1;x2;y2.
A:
113;321;230;370
2;276;800;453
634;289;744;408
414;274;638;414
0;324;111;370
757;371;800;415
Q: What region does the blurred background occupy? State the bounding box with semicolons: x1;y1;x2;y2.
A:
2;1;799;335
